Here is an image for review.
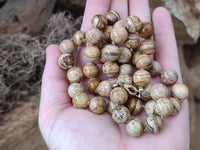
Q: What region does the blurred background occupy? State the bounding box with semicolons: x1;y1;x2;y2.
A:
0;0;199;149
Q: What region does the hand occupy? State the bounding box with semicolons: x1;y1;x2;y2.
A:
39;0;189;149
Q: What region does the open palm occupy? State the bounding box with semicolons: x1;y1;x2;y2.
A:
39;0;189;149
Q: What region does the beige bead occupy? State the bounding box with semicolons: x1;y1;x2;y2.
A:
86;28;103;44
68;83;84;98
118;47;132;64
72;31;86;46
138;22;154;39
155;98;174;117
89;97;106;114
172;83;189;100
124;34;140;49
145;115;163;134
112;105;130;124
133;69;151;87
108;100;119;114
141;84;152;100
92;14;107;30
110;27;128;44
106;10;120;25
67;67;83;83
126;16;142;33
161;69;178;85
149;61;161;77
96;80;112;97
135;54;152;70
101;44;120;62
144;100;156;116
110;87;128;104
83;63;99;78
83;46;100;62
102;61;119;77
126;97;143;115
169;97;182;115
119;64;133;75
103;25;113;41
132;51;142;65
59;39;75;54
126;119;144;137
139;39;156;55
58;53;74;70
113;20;128;28
150;84;168;100
73;92;89;108
109;77;118;87
117;74;133;85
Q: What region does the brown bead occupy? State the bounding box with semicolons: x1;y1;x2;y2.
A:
126;16;142;33
58;53;74;70
132;51;142;65
109;77;118;87
110;27;128;44
89;96;106;114
139;39;156;55
108;100;119;114
133;69;151;87
124;34;140;49
96;81;112;97
92;14;107;30
106;11;120;25
169;97;182;115
150;84;168;100
59;39;75;54
172;83;189;100
155;98;174;117
103;25;113;41
112;105;130;124
118;47;132;64
117;74;133;85
145;115;163;134
149;61;161;77
144;100;156;116
86;28;103;44
83;46;100;62
87;78;101;94
72;31;86;46
141;84;152;101
102;61;119;77
138;22;154;39
135;54;152;70
68;83;84;98
119;64;133;75
73;92;89;108
110;87;128;104
101;44;120;62
113;20;128;28
83;63;99;78
161;69;178;85
126;119;144;137
126;97;143;115
67;67;83;83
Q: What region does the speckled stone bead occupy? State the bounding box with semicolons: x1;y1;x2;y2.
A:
110;87;128;104
101;44;120;62
112;105;130;124
73;92;90;108
68;83;84;98
118;47;132;64
72;31;86;46
126;16;142;33
138;22;154;39
96;81;112;97
102;61;119;77
83;63;99;78
89;97;106;114
145;115;163;134
113;20;128;28
59;39;75;54
106;10;120;25
135;54;152;70
149;61;161;77
110;27;128;44
87;78;101;94
126;97;143;115
108;100;119;114
161;69;178;85
124;34;140;49
133;69;151;87
144;100;156;116
86;28;103;44
67;67;83;83
117;74;132;85
58;53;74;70
150;84;168;100
119;64;133;75
103;25;113;41
126;119;144;137
83;46;100;62
169;97;182;115
139;39;156;55
141;84;152;100
92;14;107;30
172;83;189;100
155;98;174;117
132;51;142;65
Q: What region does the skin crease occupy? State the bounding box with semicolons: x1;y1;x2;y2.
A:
39;0;189;150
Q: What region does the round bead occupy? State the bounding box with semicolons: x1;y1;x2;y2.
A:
161;69;178;85
110;87;128;104
118;47;132;64
138;22;154;39
86;28;103;44
103;25;113;41
155;98;174;117
150;84;168;100
132;51;142;65
67;67;83;83
145;115;163;134
133;69;151;87
110;27;128;44
169;97;182;115
172;83;189;100
102;61;119;77
73;92;89;108
113;20;128;28
96;81;112;97
149;61;161;77
101;44;120;62
89;97;106;114
87;78;101;94
72;31;86;46
139;39;156;55
126;119;144;137
124;34;140;49
83;46;100;62
59;39;75;54
126;16;142;33
135;54;152;70
144;100;156;116
112;105;130;124
117;74;133;85
68;83;84;98
141;84;152;100
58;53;74;70
108;100;118;114
92;14;107;30
126;97;143;115
83;63;99;78
119;64;133;75
106;11;120;25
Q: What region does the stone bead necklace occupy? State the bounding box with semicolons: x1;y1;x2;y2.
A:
57;10;189;137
